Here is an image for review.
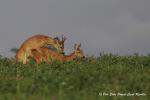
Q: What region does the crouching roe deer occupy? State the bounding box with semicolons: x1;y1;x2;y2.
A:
31;43;85;64
15;34;64;64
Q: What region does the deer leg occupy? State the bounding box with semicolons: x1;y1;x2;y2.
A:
36;48;43;54
23;52;27;64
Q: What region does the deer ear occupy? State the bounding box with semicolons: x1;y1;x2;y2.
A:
63;37;67;42
54;37;60;41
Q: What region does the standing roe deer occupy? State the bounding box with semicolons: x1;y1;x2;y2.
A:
15;34;63;64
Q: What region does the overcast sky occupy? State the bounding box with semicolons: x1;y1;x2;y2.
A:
0;0;150;57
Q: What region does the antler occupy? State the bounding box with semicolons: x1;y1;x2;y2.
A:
74;44;77;50
61;35;67;44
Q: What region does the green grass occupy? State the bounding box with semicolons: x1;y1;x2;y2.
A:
0;54;149;100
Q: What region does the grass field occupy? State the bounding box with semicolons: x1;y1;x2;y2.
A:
0;53;149;100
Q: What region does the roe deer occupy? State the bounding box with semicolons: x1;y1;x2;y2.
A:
15;34;63;64
31;43;84;63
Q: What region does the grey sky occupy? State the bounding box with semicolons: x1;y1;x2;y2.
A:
0;0;150;57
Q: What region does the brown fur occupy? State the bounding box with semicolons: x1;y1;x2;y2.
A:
15;34;63;64
31;44;84;64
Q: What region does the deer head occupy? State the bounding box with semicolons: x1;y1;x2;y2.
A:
54;35;67;53
60;35;67;51
73;43;85;58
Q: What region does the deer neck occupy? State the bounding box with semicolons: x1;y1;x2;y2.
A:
64;52;77;61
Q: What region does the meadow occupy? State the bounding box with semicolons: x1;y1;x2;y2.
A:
0;53;149;100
